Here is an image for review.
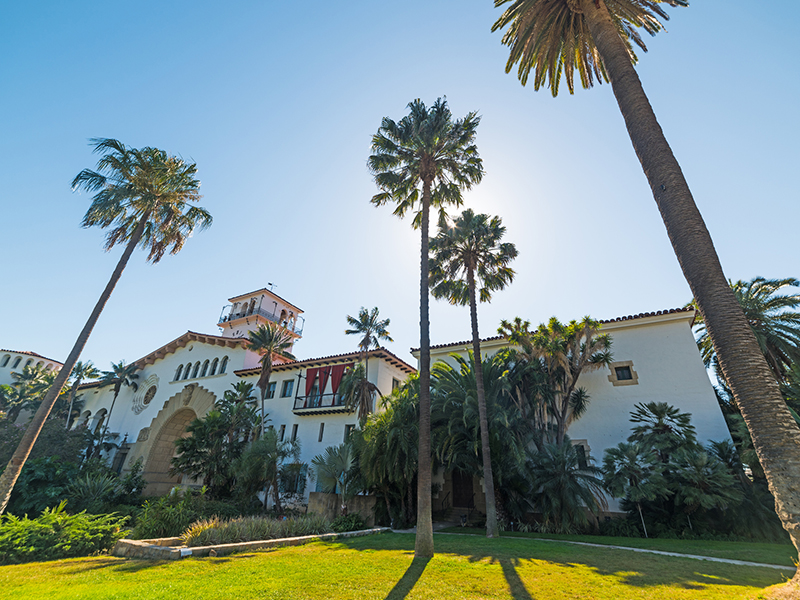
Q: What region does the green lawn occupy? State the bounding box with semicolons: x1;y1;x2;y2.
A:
439;528;798;568
1;532;792;599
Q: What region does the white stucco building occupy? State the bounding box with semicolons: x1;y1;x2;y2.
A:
0;350;62;387
417;307;732;514
70;287;415;497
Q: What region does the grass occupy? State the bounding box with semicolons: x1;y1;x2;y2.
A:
439;527;798;568
1;532;793;599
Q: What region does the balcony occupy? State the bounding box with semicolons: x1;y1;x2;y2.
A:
293;393;351;414
218;306;304;335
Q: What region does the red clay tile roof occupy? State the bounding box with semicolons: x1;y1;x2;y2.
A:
415;307;696;353
234;346;416;376
0;349;63;365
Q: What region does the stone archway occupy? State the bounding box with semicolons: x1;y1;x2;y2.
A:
125;382;217;496
142;408;197;497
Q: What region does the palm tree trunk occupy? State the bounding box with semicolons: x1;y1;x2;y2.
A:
582;0;800;575
415;179;434;557
260;364;272;438
65;379;81;430
637;502;648;539
97;389;120;456
467;269;499;538
0;213;149;515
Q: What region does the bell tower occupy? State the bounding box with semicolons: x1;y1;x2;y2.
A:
217;286;304;351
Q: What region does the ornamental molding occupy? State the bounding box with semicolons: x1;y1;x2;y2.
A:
132;374;160;415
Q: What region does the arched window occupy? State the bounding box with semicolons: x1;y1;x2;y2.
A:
201;360;209;377
210;358;219;376
76;410;91;429
175;365;184;381
12;357;21;368
93;409;107;434
248;299;256;315
24;359;33;368
184;363;193;380
192;363;200;378
1;355;10;368
44;364;52;371
220;356;228;374
36;361;43;368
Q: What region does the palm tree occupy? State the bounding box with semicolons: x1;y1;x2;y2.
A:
345;306;393;384
491;2;800;570
339;362;381;423
96;361;139;453
65;361;99;430
234;429;300;512
312;444;357;517
690;277;800;384
499;316;612;446
0;138;211;514
603;442;668;538
369;98;484;557
429;209;517;538
247;322;296;436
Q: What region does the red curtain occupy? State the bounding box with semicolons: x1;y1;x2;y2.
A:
305;367;319;396
330;362;354;395
318;366;331;397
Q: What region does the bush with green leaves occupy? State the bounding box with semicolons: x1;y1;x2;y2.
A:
6;457;80;516
330;513;366;533
181;514;332;547
0;501;127;564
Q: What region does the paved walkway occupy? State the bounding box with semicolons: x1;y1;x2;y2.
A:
390;528;794;572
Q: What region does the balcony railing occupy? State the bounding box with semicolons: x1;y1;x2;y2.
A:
218;306;304;335
293;393;349;412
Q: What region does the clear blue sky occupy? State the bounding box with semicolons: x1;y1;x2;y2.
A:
1;1;797;371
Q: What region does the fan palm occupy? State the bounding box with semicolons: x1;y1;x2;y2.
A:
345;306;393;383
492;1;800;569
65;361;99;429
690;277;800;384
429;209;517;537
369;98;484;557
96;361;140;452
247;322;296;436
0;138;211;514
234;429;300;512
312;444;356;517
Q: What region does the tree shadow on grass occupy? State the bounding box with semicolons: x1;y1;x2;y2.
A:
336;532;788;594
383;556;430;600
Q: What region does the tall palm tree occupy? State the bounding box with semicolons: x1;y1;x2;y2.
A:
247;322;296;436
690;277;800;384
491;1;800;570
96;361;140;453
345;306;393;383
339;362;381;423
65;361;100;430
0;138;211;514
369;98;484;557
429;209;517;538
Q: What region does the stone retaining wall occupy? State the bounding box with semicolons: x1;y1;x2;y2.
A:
112;527;389;560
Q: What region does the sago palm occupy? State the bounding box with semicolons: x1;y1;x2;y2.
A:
369;98;483;557
429;209;517;538
0;137;211;514
247;322;296;436
492;1;800;571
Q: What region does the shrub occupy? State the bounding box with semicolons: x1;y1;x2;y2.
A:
0;501;127;565
6;457;80;516
182;514;332;547
131;490;198;539
330;513;366;533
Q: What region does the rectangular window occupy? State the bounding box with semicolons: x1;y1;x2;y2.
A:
279;424;286;442
267;381;277;399
344;424;354;442
291;424;298;442
615;366;633;381
392;378;400;391
318;423;325;442
281;380;294;397
575;444;588;470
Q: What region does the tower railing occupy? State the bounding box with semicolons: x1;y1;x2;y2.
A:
218;306;304;335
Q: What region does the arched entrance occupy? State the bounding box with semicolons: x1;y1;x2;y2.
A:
126;383;217;497
142;408;197;497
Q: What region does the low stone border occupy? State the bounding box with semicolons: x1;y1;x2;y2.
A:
112;527;390;560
